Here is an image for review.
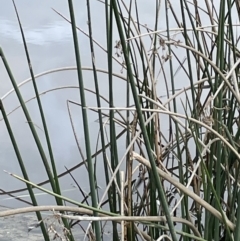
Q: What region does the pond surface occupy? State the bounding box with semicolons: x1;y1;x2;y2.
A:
0;0;192;211
0;0;111;209
1;0;168;209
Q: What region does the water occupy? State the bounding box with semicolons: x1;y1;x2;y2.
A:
0;0;103;208
0;0;192;213
0;1;114;239
0;0;157;209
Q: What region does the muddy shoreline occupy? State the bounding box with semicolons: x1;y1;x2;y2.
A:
0;212;83;241
0;213;44;241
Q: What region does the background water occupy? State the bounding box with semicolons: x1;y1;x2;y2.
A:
0;0;173;209
0;1;118;239
0;0;227;208
0;0;107;208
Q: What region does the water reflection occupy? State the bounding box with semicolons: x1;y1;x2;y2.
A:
0;0;169;213
0;18;72;45
0;1;93;208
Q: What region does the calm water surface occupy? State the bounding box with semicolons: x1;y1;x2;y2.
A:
0;0;109;209
0;0;212;211
0;0;162;211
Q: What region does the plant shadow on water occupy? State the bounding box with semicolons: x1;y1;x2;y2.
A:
1;0;240;241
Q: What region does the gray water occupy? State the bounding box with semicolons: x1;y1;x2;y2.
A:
0;0;171;209
0;1;116;239
0;0;108;209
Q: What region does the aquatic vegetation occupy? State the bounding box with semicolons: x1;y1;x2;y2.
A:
1;1;240;241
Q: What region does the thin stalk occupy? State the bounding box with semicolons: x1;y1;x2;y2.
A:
85;0;112;239
165;1;184;239
67;0;101;239
234;190;240;240
212;1;225;240
226;1;239;227
122;1;134;240
150;1;161;238
105;1;120;239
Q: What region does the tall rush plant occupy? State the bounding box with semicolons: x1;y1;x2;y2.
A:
111;1;178;240
67;0;101;240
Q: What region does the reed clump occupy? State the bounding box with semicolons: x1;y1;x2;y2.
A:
1;1;240;241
